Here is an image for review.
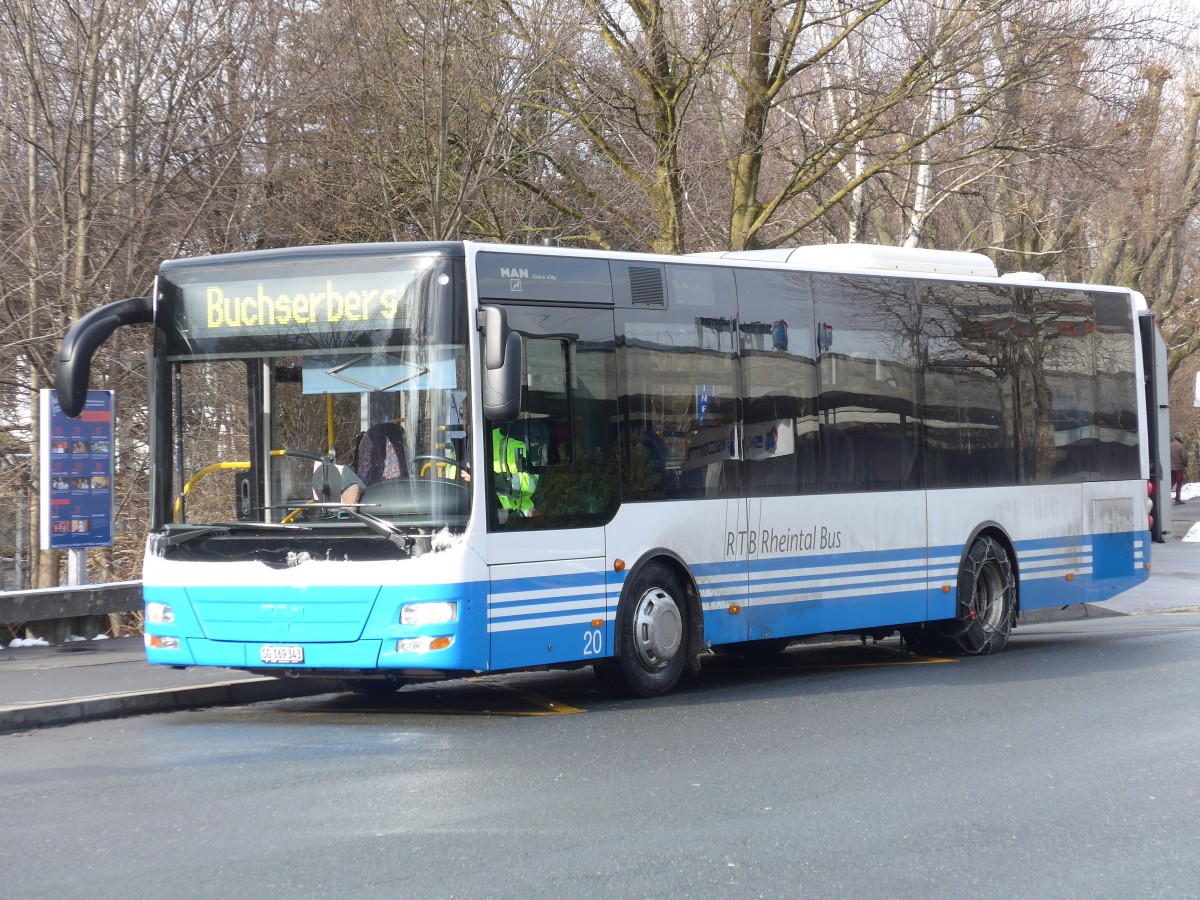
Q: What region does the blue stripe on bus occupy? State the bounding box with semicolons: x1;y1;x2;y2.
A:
749;545;930;574
733;587;931;640
488;570;611;596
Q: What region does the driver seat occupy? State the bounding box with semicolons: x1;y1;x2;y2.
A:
353;421;409;484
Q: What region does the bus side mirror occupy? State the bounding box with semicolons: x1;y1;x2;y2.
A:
479;305;522;422
55;295;154;417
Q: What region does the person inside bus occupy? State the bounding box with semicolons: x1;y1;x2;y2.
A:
340;420;409;503
492;420;543;517
312;458;364;505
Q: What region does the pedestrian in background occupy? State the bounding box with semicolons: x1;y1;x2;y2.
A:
1170;432;1188;504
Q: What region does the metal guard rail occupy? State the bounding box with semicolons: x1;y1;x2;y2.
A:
0;582;142;625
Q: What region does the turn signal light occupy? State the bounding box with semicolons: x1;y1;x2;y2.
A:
145;635;180;650
396;636;454;654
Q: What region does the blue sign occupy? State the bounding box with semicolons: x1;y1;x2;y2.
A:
41;390;114;549
696;384;715;427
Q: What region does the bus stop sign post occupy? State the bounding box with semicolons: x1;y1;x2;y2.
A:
39;389;116;586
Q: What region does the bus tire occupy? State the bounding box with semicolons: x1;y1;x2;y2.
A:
594;562;688;698
951;535;1016;655
905;535;1015;656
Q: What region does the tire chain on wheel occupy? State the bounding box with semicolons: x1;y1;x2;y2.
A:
903;535;1016;657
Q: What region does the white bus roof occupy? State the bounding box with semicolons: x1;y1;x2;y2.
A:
694;243;999;278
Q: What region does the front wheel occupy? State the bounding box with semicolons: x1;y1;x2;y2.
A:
594;562;689;698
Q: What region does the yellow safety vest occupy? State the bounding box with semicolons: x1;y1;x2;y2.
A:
493;429;538;514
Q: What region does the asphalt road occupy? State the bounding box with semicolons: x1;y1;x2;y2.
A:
3;613;1199;898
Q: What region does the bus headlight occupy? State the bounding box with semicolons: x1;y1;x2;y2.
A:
146;602;174;624
400;602;457;625
145;635;180;650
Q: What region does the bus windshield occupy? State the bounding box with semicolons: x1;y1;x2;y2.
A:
156;249;470;537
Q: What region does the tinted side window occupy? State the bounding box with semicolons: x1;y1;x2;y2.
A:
1092;291;1140;480
735;268;819;497
1012;287;1094;483
617;264;740;501
921;282;1016;488
813;274;921;492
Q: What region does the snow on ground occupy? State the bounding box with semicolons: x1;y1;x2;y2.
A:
2;634;109;650
1182;482;1200;502
5;637;50;649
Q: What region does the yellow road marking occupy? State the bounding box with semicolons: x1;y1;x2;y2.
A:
468;678;586;715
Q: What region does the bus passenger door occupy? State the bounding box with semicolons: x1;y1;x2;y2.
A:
482;304;618;671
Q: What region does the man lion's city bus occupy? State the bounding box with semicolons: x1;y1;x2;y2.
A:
56;241;1165;696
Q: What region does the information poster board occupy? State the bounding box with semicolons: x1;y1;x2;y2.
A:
40;389;114;549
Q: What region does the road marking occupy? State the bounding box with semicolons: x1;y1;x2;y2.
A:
468;678;586;715
286;679;588;718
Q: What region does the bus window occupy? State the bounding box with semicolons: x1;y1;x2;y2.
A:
488;309;619;530
1012;287;1096;483
1092;291;1139;480
171;359;251;523
813;273;921;493
618;265;741;501
735;267;819;497
921;282;1017;488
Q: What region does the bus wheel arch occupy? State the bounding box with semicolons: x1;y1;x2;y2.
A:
903;525;1018;657
595;552;702;697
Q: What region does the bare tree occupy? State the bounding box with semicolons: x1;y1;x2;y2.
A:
261;0;576;246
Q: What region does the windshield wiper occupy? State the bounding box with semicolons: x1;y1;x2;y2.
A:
279;502;415;552
160;521;313;547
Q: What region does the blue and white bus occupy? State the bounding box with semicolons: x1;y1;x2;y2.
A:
56;240;1162;696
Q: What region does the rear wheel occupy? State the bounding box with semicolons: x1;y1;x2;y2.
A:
903;535;1016;656
594;562;689;697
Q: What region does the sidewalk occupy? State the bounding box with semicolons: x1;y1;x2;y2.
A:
0;637;339;733
1098;495;1200;615
3;500;1198;734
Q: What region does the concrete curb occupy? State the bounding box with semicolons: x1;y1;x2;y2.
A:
1018;603;1125;625
0;677;342;735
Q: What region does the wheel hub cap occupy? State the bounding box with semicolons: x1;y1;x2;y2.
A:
633;587;682;671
